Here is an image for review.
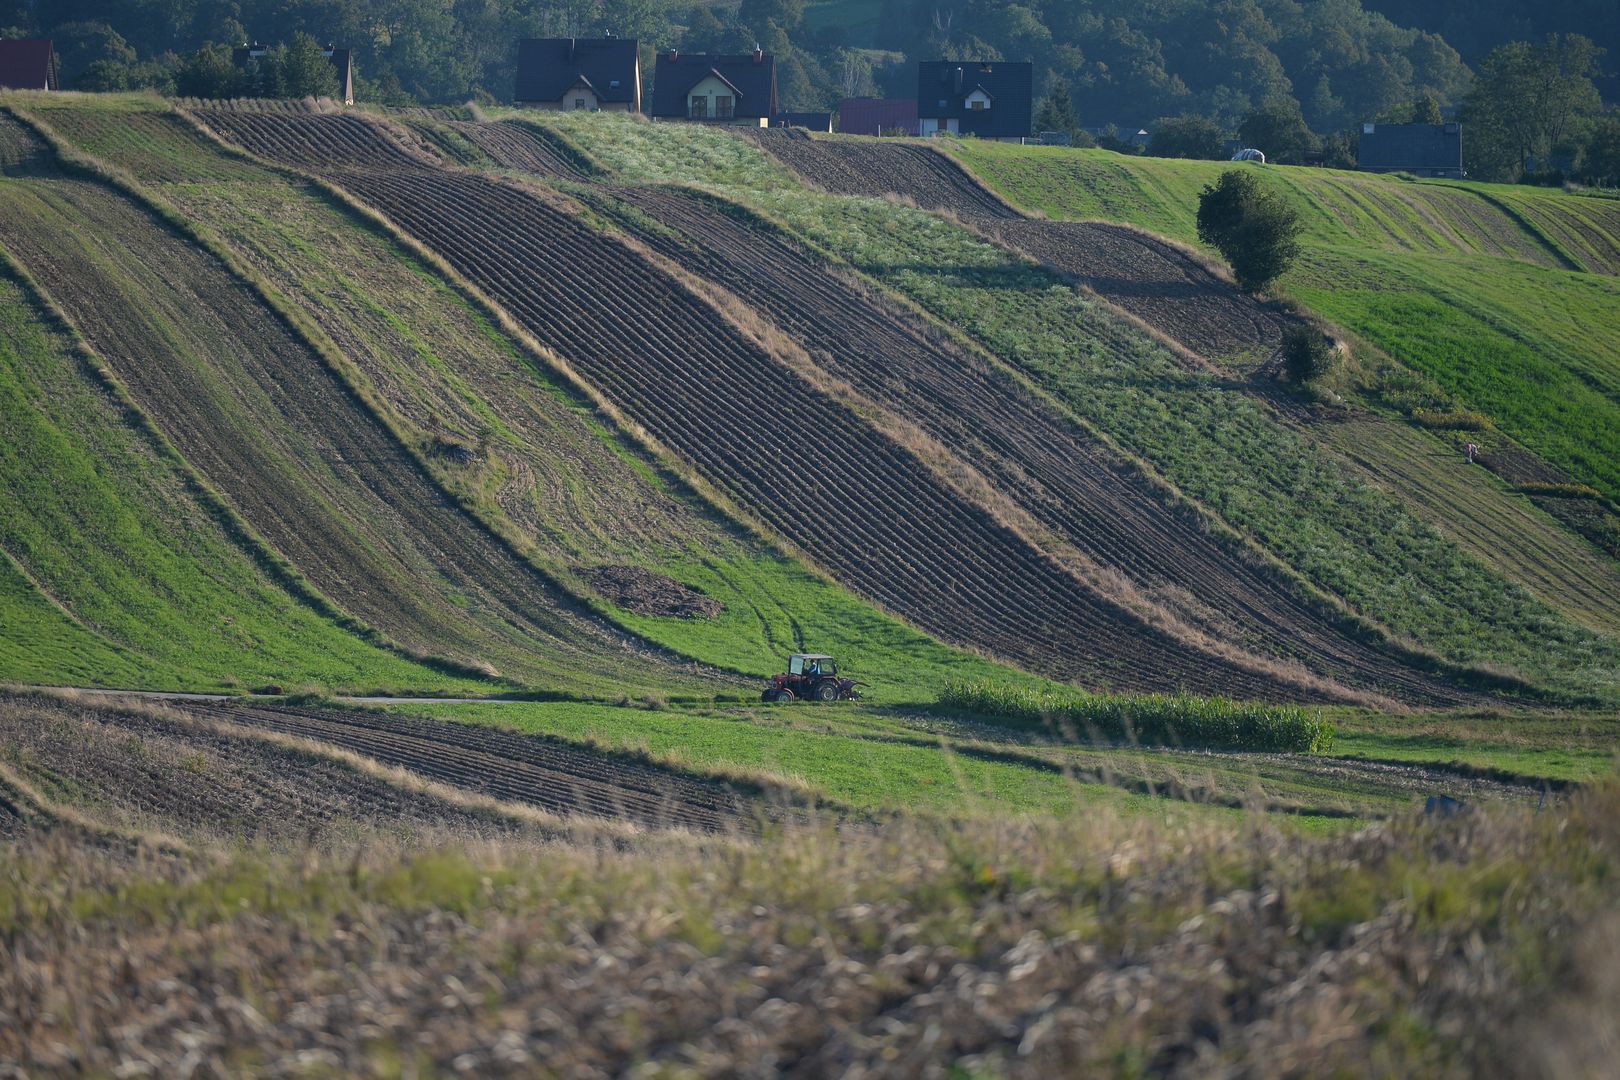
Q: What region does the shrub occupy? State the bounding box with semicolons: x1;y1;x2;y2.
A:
1411;408;1495;431
1516;482;1604;500
1196;170;1303;292
1281;326;1339;383
937;680;1334;753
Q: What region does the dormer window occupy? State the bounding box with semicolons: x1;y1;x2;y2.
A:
609;79;620;89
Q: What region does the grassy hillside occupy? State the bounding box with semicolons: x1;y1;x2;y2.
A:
948;142;1620;501
0;273;491;694
2;96;1063;705
512;112;1620;700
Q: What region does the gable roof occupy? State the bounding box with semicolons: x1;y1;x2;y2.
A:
650;52;778;119
1357;122;1463;174
0;39;58;91
515;38;640;107
916;60;1032;139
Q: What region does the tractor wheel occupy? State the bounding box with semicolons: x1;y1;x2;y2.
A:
761;689;779;703
814;681;839;702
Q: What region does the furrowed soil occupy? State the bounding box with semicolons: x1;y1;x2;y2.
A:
163;699;757;833
752;132;1291;361
587;184;1471;704
0;153;718;696
194;107;1324;700
26;100;1089;704
0;692;536;843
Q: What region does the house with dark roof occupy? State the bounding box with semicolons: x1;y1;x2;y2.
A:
839;97;918;136
916;61;1031;142
232;41;354;104
651;49;777;126
0;39;59;91
1357;121;1463;179
514;37;640;112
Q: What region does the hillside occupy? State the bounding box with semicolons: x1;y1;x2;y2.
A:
4;96;1620;709
3;94;1619;1072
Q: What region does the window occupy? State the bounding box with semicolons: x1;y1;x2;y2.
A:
689;95;708;119
715;95;734;119
969;99;985;111
573;98;586;110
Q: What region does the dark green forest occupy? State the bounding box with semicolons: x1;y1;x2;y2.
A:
5;1;1615;183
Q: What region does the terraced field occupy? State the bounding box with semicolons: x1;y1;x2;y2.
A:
0;136;715;695
752;132;1294;362
590;185;1471;703
0;692;535;841
941;138;1620;504
194;107;1328;700
173;700;753;832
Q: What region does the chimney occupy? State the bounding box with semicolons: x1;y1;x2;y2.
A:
953;66;963;94
568;37;576;62
753;44;764;64
669;48;679;60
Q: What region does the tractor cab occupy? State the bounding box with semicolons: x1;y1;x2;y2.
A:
763;653;861;702
789;653;836;677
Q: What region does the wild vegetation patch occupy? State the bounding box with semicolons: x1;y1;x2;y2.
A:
938;679;1336;753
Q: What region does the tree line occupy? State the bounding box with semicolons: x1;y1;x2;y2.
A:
3;0;1614;186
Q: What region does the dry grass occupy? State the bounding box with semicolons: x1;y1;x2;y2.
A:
2;768;1616;1076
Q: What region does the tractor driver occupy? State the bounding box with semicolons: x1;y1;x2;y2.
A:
806;658;821;677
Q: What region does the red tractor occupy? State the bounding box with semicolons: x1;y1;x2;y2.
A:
761;653;862;702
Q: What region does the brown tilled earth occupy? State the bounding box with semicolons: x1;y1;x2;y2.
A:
0;145;720;694
0;692;759;836
749;132;1299;362
193;107;1321;700
0;693;533;842
585;564;725;619
589;184;1468;705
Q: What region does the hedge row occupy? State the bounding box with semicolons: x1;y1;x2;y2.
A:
938;680;1335;753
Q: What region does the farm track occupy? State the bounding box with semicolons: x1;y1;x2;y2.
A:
0;165;706;692
171;700;752;832
197;109;1314;699
751;134;1293;359
596;185;1469;705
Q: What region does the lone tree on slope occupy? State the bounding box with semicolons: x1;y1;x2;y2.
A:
1196;170;1302;293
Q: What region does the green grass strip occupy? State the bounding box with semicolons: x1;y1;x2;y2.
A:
939;679;1336;753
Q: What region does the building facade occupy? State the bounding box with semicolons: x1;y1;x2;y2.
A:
650;50;778;127
1357;122;1464;179
514;38;640;112
916;61;1032;142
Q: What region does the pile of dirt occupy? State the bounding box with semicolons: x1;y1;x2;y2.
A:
586;564;723;619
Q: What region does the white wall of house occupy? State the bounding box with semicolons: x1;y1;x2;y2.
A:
685;74;741;120
919;117;960;135
964;89;991;111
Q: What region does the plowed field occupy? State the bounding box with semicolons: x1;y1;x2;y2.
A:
172;699;750;832
196;108;1314;699
751;133;1293;360
596;185;1467;704
0;168;711;694
0;692;532;840
410;117;597;181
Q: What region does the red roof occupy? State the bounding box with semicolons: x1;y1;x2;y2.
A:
838;98;917;136
0;39;58;91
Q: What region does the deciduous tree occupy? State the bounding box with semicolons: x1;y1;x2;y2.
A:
1196;169;1302;293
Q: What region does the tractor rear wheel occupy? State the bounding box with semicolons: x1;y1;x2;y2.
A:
814;682;839;702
